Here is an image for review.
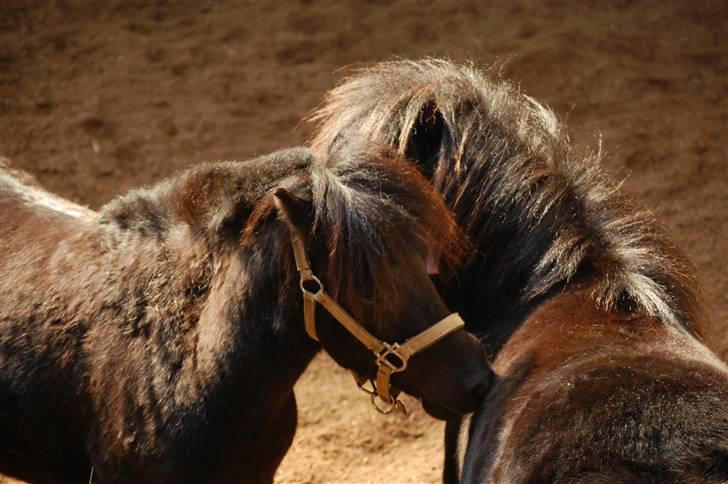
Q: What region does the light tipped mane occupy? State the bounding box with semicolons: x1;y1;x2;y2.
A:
307;140;467;321
308;59;703;335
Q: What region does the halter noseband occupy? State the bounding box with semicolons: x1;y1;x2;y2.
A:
285;221;465;414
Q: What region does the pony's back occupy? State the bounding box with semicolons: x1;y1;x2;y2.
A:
456;285;728;484
0;159;95;222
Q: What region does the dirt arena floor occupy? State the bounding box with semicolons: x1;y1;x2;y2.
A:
1;1;726;482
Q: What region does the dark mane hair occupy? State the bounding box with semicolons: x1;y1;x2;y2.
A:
309;59;703;335
245;141;467;324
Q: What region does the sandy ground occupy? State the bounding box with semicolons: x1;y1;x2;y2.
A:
1;1;726;482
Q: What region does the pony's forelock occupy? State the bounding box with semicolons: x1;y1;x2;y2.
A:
309;141;467;320
241;141;468;324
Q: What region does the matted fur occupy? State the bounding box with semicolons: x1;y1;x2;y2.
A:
309;59;703;337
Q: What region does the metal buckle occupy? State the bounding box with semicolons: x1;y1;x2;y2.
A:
375;343;408;372
300;274;323;296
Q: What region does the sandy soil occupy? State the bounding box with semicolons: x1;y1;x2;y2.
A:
1;1;726;482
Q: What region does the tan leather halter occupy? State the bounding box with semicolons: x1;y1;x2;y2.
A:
282;215;465;414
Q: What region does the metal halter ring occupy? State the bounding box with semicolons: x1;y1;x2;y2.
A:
370;393;407;415
356;375;407;414
300;275;323;295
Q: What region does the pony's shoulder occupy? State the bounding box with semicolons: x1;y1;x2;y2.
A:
490;353;728;483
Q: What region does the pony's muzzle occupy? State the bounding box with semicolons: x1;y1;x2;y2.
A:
414;329;493;417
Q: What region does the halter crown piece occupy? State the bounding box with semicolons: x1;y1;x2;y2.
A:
276;196;465;414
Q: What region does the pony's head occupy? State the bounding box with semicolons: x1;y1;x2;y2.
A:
247;143;492;418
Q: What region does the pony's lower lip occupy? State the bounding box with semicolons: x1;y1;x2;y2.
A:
422;399;458;421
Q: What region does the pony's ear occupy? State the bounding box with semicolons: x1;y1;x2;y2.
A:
405;101;448;179
273;187;310;236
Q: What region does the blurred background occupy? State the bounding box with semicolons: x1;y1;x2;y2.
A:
1;1;726;482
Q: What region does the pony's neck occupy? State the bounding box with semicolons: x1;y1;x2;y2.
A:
92;150;318;409
186;243;318;407
445;193;572;354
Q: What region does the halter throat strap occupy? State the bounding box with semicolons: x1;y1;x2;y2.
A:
286;226;465;413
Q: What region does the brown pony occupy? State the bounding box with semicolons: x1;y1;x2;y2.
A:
0;145;492;483
309;59;728;482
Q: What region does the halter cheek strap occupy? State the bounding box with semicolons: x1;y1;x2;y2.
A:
285;224;465;414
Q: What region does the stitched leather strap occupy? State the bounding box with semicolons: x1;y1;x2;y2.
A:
376;365;396;402
397;313;464;359
374;314;464;402
303;294;317;340
313;291;387;354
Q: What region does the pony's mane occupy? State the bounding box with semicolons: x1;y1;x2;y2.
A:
309;140;467;320
243;141;467;323
309;59;703;334
98;149;314;239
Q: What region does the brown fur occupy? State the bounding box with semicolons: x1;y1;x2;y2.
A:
461;287;728;482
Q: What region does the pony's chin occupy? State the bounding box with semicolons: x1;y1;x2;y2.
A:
422;399;458;421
